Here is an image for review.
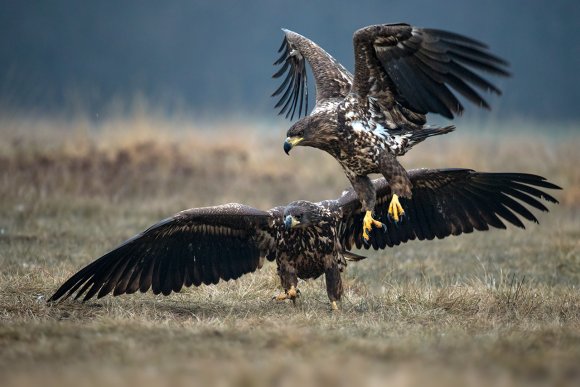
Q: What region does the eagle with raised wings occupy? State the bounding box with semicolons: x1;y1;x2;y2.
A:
49;169;558;310
273;24;510;241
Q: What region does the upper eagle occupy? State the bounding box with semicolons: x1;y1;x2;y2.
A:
48;169;559;310
273;23;510;241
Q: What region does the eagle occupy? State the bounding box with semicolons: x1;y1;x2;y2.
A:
48;169;559;310
273;23;510;241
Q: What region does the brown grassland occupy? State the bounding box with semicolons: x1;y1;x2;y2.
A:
0;113;579;387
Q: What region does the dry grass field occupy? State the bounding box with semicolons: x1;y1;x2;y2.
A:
0;114;579;387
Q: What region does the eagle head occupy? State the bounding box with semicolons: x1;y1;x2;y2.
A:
283;201;324;230
283;114;335;154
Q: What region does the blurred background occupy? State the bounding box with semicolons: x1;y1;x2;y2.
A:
0;0;578;124
1;3;580;386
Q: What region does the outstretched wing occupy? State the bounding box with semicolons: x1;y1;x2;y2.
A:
351;24;510;125
49;203;281;302
337;169;560;250
272;29;353;120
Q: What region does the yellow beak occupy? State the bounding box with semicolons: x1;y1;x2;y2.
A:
283;136;304;154
284;215;301;229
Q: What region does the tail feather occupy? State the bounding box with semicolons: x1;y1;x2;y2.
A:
408;125;455;146
343;250;366;261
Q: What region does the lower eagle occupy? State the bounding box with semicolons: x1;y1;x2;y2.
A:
49;169;560;310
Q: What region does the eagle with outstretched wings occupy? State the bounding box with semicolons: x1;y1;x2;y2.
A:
49;169;558;310
273;24;510;242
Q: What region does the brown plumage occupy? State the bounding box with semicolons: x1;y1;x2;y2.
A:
49;169;559;309
275;23;510;241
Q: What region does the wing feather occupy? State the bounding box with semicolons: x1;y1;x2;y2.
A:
114;247;145;295
338;169;560;250
352;24;510;120
97;252;131;298
49;204;278;302
421;28;489;49
272;29;353;120
451;187;492;231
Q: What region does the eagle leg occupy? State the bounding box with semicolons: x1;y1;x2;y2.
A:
387;194;405;223
325;260;342;310
362;210;384;241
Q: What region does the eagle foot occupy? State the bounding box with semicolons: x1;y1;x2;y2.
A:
362;211;384;241
273;285;300;303
331;301;339;311
287;285;299;299
388;194;405;223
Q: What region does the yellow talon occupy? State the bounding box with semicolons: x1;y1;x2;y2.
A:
331;301;338;311
274;293;288;301
362;210;384;241
388;194;405;222
274;285;299;302
287;285;298;299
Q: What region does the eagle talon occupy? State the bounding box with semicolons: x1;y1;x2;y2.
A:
287;285;299;299
387;194;405;223
388;213;402;225
273;285;300;302
390;212;405;226
273;293;288;301
362;210;384;241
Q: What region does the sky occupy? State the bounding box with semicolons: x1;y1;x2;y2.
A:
0;0;578;123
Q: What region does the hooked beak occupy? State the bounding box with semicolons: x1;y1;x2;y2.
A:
284;215;300;230
283;136;303;155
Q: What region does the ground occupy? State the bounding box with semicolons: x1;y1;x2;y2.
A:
0;114;579;387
